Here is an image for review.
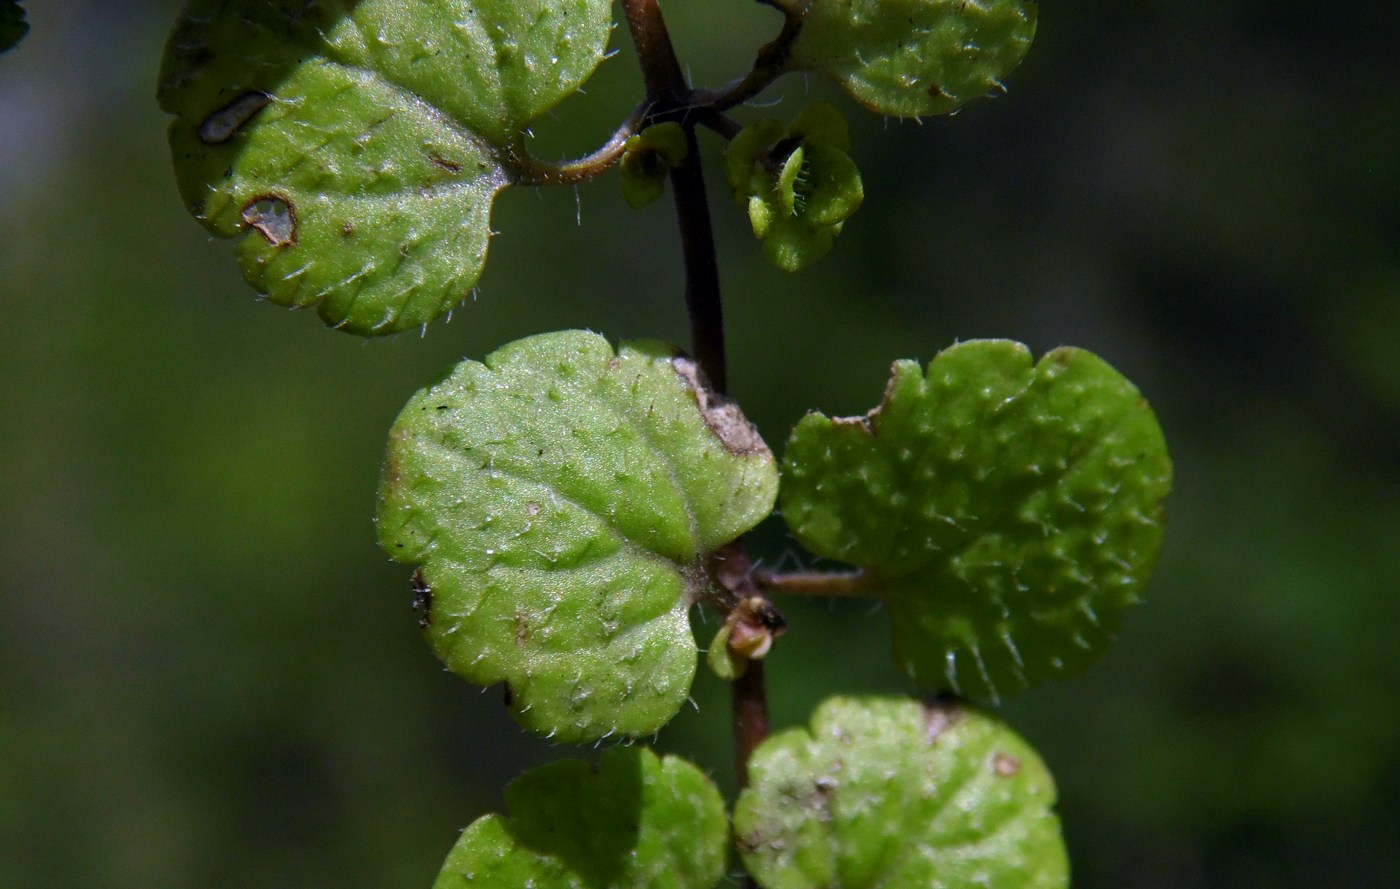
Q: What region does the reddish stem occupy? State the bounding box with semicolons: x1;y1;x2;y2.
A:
620;0;687;103
621;4;781;838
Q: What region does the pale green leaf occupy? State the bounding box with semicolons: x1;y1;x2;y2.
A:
780;340;1172;701
619;122;689;210
734;695;1068;889
436;747;727;889
157;0;610;335
377;331;778;741
790;0;1037;117
723;102;863;272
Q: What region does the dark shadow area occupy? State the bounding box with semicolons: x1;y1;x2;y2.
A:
500;749;645;884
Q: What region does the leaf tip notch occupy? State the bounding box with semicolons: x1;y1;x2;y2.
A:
779;339;1172;702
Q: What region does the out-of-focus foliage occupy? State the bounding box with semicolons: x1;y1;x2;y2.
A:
787;0;1037;117
735;696;1068;889
433;747;727;888
0;0;27;53
2;1;1398;888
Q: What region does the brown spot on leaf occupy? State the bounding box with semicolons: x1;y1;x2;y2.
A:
921;696;964;742
514;612;530;646
198;90;272;144
672;356;770;457
241;195;296;246
380;435;405;490
826;360;914;437
410;568;432;629
993;753;1021;776
428;152;462;173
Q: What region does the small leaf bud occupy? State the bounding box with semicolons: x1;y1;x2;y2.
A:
619;121;689;209
722;102;863;271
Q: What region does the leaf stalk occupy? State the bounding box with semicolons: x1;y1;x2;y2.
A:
755;569;872;597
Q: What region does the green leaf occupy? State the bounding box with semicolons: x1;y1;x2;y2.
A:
157;0;611;336
436;746;727;888
734;695;1068;889
780;341;1172;701
0;0;27;53
723;102;864;272
619;122;689;210
377;331;778;741
790;0;1037;117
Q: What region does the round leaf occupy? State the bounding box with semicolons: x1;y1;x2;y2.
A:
734;695;1068;889
780;340;1172;701
157;0;611;335
377;331;778;742
790;0;1037;117
437;747;727;888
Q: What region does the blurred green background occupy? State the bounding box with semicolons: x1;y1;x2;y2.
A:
3;1;1398;886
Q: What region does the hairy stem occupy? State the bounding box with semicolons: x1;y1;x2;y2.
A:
695;0;803;112
756;569;871;597
522;0;796;186
511;103;649;186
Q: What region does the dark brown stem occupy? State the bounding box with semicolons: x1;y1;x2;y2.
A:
712;541;783;789
621;0;687;103
694;0;804;112
667;126;728;393
622;1;777;827
732;659;770;784
618;2;726;390
521;0;797;191
699;110;745;142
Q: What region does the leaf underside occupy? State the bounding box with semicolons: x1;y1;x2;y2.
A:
376;330;778;742
780;340;1172;701
437;747;727;889
157;0;610;335
734;695;1068;889
790;0;1037;117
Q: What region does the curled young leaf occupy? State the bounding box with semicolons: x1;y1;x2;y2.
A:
377;331;778;742
619;122;689;210
437;747;727;888
723;102;863;272
157;0;611;335
789;0;1037;117
780;340;1172;701
734;695;1068;889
